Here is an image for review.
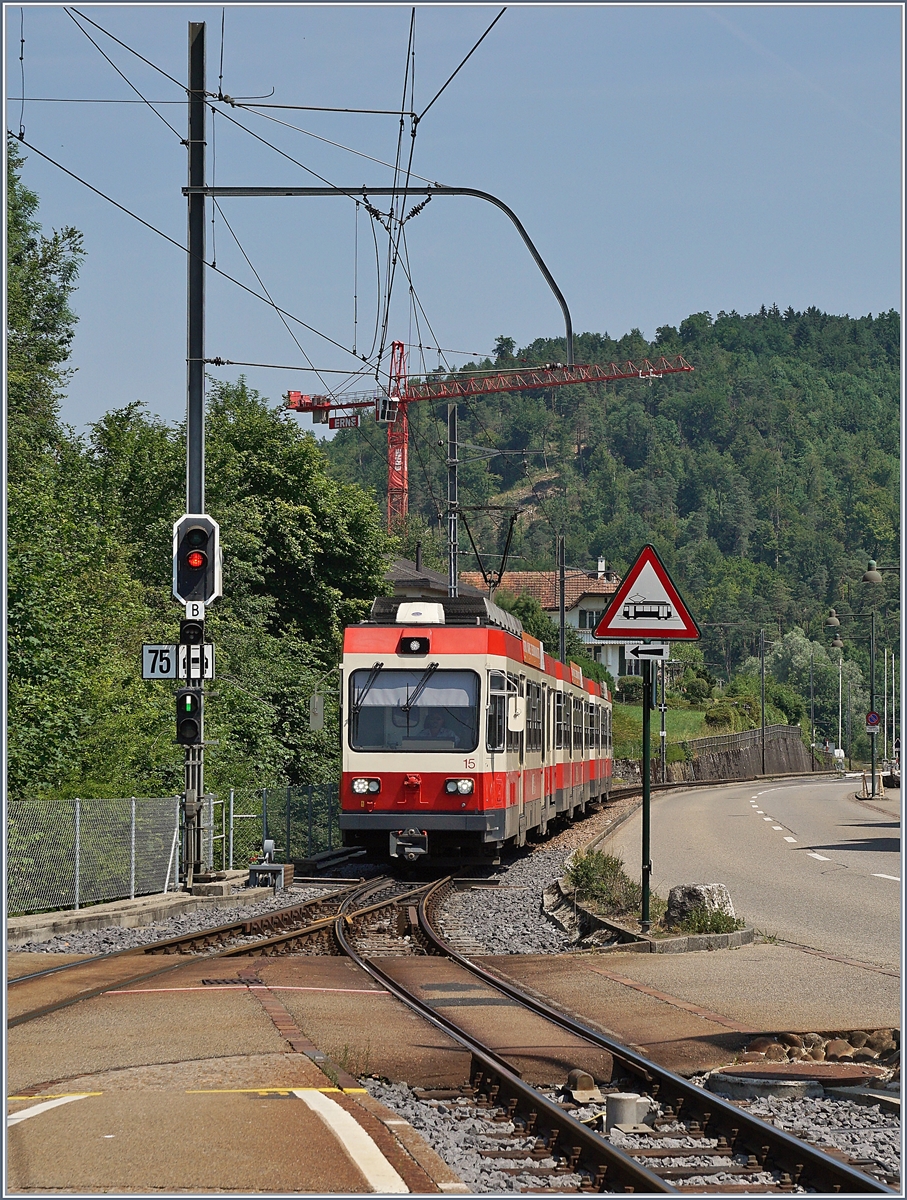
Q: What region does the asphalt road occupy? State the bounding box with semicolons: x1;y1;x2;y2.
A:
602;776;901;971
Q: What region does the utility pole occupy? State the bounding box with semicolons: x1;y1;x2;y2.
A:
447;402;458;597
870;608;877;796
641;658;652;932
558;535;566;664
184;21;206;885
760;629;766;775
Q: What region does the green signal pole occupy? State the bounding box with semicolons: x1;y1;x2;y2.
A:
641;658;652;932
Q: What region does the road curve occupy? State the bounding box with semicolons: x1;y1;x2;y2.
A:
601;776;900;970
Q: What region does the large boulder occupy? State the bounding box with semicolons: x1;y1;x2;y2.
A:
666;883;736;928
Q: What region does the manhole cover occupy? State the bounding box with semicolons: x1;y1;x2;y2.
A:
715;1062;885;1084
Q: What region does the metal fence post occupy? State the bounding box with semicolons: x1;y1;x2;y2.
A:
175;796;182;890
328;784;334;851
229;788;234;870
207;792;213;869
74;798;81;910
286;786;291;863
307;785;313;858
262;787;269;845
130;797;136;899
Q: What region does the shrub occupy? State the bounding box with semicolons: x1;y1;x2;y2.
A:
617;675;643;704
565;850;641;915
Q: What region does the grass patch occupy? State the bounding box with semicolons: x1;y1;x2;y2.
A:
565;850;743;936
612;704;709;758
677;905;745;934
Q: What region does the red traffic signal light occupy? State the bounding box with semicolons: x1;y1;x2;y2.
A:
173;514;222;604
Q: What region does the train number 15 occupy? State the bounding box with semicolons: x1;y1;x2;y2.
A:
463;758;476;769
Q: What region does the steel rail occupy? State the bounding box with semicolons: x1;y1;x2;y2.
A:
7;885;359;985
333;883;677;1193
417;877;895;1194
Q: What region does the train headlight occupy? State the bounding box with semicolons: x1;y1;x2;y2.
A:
445;778;474;795
352;778;381;794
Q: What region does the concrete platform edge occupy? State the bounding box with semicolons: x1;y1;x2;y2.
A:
353;1091;469;1193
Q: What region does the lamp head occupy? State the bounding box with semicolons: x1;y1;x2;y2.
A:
862;560;883;584
825;608;840;628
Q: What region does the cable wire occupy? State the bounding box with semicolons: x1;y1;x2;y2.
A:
17;8;26;139
66;7;187;92
12;134;362;364
65;8;184;141
417;8;506;122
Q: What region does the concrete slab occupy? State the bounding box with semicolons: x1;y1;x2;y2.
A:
477;943;901;1076
6;1087;376;1193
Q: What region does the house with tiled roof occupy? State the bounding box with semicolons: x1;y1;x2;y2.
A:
459;558;636;680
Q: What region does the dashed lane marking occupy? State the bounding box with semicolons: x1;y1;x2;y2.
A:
772;825;784;830
783;836;797;842
808;853;831;861
763;817;773;821
293;1089;409;1193
872;873;900;881
7;1094;98;1126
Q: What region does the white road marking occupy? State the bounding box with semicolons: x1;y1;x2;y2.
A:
293;1089;409;1193
808;853;831;861
872;873;900;882
772;825;784;830
7;1095;94;1126
755;810;764;814
763;817;773;821
784;836;797;843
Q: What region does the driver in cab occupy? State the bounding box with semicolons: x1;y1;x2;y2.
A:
417;709;458;744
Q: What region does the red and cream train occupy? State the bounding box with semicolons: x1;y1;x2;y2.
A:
339;594;613;861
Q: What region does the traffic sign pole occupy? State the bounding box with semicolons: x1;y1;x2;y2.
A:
641;659;652;932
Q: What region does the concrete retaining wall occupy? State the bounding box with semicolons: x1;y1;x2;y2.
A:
615;724;815;785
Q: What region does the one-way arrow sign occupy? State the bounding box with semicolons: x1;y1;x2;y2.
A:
626;643;670;660
595;544;700;641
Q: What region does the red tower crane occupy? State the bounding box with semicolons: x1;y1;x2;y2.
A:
288;341;694;531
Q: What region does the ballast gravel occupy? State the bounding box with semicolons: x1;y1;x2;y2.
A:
13;887;333;955
365;1078;901;1193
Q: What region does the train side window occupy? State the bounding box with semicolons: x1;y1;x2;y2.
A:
604;705;612;754
487;671;506;751
554;692;564;750
541;683;547;761
573;696;583;755
587;702;595;754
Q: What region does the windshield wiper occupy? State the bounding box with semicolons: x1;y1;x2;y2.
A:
351;661;384;716
401;662;439;713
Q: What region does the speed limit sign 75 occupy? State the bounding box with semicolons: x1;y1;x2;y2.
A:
142;644;178;679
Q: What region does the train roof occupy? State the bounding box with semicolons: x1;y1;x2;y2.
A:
367;594;524;638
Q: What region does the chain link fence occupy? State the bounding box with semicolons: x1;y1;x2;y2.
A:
7;785;342;916
226;785;340;868
7;797;181;916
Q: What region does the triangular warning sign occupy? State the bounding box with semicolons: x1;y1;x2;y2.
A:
594;544;700;640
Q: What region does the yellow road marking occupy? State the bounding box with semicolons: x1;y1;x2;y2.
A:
8;1092;102;1101
185;1086;342;1094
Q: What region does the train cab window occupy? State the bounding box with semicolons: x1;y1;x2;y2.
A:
349;667;479;752
507;673;522;755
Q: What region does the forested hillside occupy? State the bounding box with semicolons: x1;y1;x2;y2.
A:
324;309;900;703
7;139;392;803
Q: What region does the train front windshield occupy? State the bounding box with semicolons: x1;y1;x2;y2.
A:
349;668;479;752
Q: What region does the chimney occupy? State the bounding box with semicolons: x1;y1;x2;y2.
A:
597;556;606;579
415;541;423;572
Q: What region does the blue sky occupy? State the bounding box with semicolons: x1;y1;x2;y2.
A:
5;3;903;432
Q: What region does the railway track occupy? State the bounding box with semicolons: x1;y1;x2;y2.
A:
333;876;896;1194
6;878;424;1027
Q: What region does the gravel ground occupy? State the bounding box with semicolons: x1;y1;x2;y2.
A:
365;1077;901;1193
440;801;638;954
